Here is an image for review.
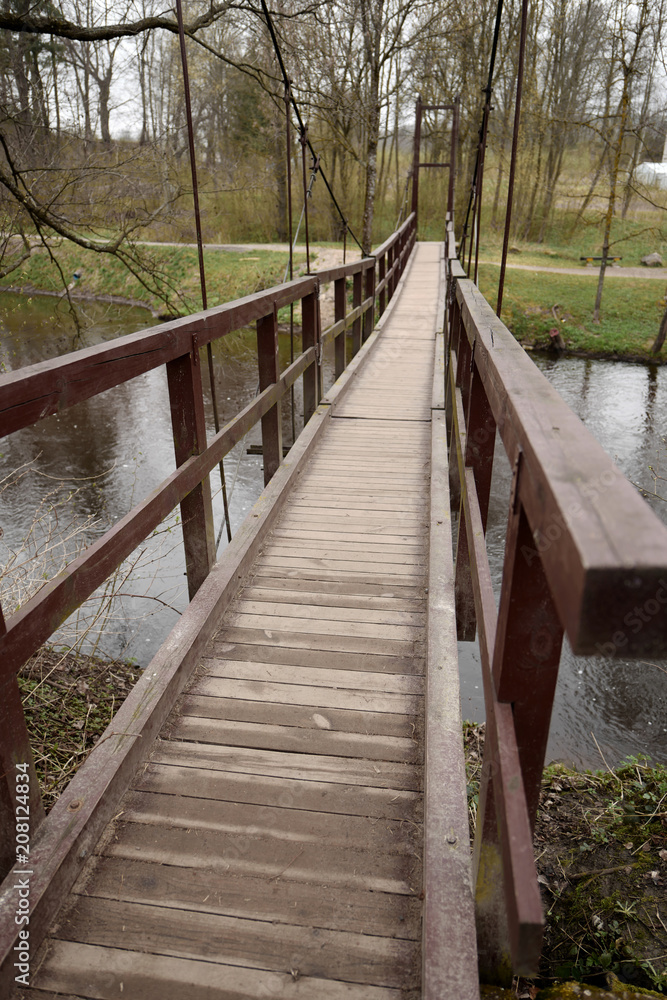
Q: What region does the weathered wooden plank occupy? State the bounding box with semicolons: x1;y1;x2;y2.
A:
260;545;426;567
232;600;426;625
120;789;419;853
170;716;420;762
104;821;421;894
29;941;408;1000
74;857;422;938
211;639;425;673
254;558;425;581
200;657;425;693
225;611;421;640
235;588;426;612
180;692;418;738
214;626;423;657
151;742;421;790
192;674;422;712
55;896;420;988
135;765;422;820
422;409;479;999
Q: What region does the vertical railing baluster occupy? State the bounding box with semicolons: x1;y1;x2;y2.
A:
256;307;283;485
302;289;318;424
351;270;362;357
378;253;386;316
166;343;215;599
334;277;346;379
363;265;375;343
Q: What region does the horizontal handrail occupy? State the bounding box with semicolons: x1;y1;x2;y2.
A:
444;217;667;978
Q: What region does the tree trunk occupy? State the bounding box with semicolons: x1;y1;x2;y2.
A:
652;307;667;355
361;89;380;255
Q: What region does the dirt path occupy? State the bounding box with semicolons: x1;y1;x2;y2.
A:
479;259;667;279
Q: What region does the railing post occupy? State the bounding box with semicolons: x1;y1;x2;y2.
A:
257;306;283;485
334;276;346;378
351;270;362;357
0;669;45;879
493;490;564;828
388;243;395;302
363;264;375;343
378;253;386;316
455;361;497;639
473;490;562;983
302;288;319;424
166;342;215;600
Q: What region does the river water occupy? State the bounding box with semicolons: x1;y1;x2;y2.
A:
1;294;665;767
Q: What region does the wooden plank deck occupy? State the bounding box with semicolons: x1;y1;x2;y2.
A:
14;243;478;999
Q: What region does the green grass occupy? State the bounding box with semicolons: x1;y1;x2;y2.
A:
477;263;666;359
1;242;306;316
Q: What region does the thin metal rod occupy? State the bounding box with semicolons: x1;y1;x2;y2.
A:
461;0;504;273
300;128;311;274
175;0;231;545
497;0;528;319
286;83;296;445
258;0;362;253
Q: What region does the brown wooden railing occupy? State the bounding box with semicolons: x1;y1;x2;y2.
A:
0;214;416;878
444;218;667;981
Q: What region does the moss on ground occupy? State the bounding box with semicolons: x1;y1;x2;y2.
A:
19;647;140;808
465;723;667;996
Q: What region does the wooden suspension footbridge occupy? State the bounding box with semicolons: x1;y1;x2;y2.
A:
2;111;667;999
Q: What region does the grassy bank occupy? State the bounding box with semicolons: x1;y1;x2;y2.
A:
0;242;300;317
477;263;666;361
465;724;667;996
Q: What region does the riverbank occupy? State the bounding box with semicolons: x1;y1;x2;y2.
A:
465;724;667;996
0;242;298;317
477;263;666;364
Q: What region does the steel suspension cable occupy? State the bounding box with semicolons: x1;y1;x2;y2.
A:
497;0;528;319
460;0;504;274
258;0;365;255
175;0;232;546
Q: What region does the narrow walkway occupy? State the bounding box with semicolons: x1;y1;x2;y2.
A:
18;245;453;999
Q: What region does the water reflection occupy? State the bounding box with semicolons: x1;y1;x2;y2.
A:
459;356;667;768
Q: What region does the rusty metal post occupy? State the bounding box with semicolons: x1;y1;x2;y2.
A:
334;277;346;378
448;96;460;218
411;96;422;221
0;672;45;879
351;270;362;357
166;346;216;599
300;127;311;274
256;307;283;485
497;0;528;319
175;0;231;546
302;290;318;425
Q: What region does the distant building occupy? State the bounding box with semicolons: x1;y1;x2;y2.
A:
635;132;667;189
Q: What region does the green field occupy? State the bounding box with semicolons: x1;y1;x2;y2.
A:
477;263;666;360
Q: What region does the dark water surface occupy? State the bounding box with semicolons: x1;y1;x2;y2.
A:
1;295;665;766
